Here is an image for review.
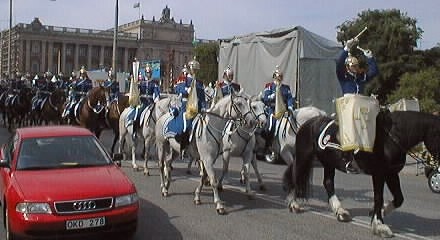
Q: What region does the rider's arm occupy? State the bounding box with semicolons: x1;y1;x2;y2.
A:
336;50;349;82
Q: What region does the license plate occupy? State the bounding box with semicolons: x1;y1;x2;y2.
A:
66;217;106;230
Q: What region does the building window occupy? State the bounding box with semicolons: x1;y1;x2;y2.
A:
66;47;73;57
31;42;40;54
79;46;87;57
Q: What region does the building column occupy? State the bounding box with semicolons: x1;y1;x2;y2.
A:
25;40;31;73
41;40;46;73
61;43;66;74
74;43;79;71
87;45;92;70
123;47;129;73
100;45;105;68
47;42;53;73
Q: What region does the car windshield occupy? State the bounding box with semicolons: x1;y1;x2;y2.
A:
16;136;112;170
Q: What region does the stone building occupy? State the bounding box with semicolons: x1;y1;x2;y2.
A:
0;5;194;88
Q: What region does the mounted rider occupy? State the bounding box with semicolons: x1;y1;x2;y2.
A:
126;62;160;136
335;31;379;174
63;66;93;119
165;57;207;146
32;72;51;111
261;65;296;162
211;65;241;106
103;68;120;102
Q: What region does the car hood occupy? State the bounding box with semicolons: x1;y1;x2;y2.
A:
13;165;135;201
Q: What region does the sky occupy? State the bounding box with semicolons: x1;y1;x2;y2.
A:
0;0;438;49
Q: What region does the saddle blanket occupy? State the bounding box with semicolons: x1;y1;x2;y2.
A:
335;94;379;152
163;112;188;138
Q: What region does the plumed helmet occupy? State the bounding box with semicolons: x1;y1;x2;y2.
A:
272;65;283;80
79;66;87;75
345;55;359;67
46;71;53;78
223;65;234;80
188;56;200;71
145;63;153;73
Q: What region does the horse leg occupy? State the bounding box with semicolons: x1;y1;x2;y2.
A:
241;153;256;199
202;156;226;215
218;151;230;191
143;135;151;176
323;166;351;222
371;174;393;238
250;155;266;191
382;173;404;217
194;159;208;205
157;142;167;196
130;133;138;170
110;131;119;155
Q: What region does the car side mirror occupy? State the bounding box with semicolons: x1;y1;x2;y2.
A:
0;159;10;168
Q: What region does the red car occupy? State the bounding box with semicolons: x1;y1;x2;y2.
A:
0;126;138;239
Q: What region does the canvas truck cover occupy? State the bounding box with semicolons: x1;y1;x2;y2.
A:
219;26;343;113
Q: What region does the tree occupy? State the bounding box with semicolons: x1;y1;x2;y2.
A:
337;9;423;103
193;42;219;86
387;67;440;112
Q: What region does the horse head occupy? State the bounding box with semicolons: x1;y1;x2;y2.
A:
86;86;107;114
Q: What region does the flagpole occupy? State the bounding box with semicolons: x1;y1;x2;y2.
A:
112;0;118;76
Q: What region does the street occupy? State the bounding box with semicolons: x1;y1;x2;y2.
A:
0;128;438;240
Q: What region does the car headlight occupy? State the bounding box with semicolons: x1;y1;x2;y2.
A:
115;193;138;207
16;203;52;214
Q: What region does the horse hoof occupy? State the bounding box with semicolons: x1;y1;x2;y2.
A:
162;191;168;197
372;223;394;238
259;185;267;191
194;200;201;205
247;192;256;200
336;213;352;222
216;208;226;215
217;185;223;192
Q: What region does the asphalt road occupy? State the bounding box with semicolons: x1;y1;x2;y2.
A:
0;127;438;240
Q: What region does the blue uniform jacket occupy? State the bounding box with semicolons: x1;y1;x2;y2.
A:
219;81;241;96
173;75;206;112
72;78;93;93
139;79;160;106
336;50;379;94
262;81;295;115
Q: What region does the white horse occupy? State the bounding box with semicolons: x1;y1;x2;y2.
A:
155;94;254;214
217;97;268;196
256;106;327;164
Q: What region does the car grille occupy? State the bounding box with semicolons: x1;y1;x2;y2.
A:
54;197;113;214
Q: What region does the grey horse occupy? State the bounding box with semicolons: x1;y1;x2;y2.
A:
155;94;253;214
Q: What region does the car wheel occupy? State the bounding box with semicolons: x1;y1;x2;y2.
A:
428;170;440;194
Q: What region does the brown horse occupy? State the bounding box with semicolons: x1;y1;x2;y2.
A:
77;86;108;138
37;89;67;125
106;94;129;154
5;87;33;130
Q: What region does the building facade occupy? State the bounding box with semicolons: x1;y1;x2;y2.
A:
0;6;194;87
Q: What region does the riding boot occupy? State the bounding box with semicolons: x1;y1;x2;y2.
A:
345;160;360;174
263;129;275;162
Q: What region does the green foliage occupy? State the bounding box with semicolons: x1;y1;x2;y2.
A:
337;9;423;103
193;42;219;85
387;68;440;112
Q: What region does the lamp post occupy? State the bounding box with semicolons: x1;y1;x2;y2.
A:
8;0;12;79
112;0;118;76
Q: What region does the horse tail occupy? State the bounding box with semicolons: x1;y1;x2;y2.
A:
282;162;295;192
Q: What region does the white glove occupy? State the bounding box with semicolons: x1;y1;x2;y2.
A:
186;87;191;93
268;93;275;100
344;38;358;51
363;49;373;58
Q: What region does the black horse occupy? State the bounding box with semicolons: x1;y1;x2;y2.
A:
283;110;440;238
